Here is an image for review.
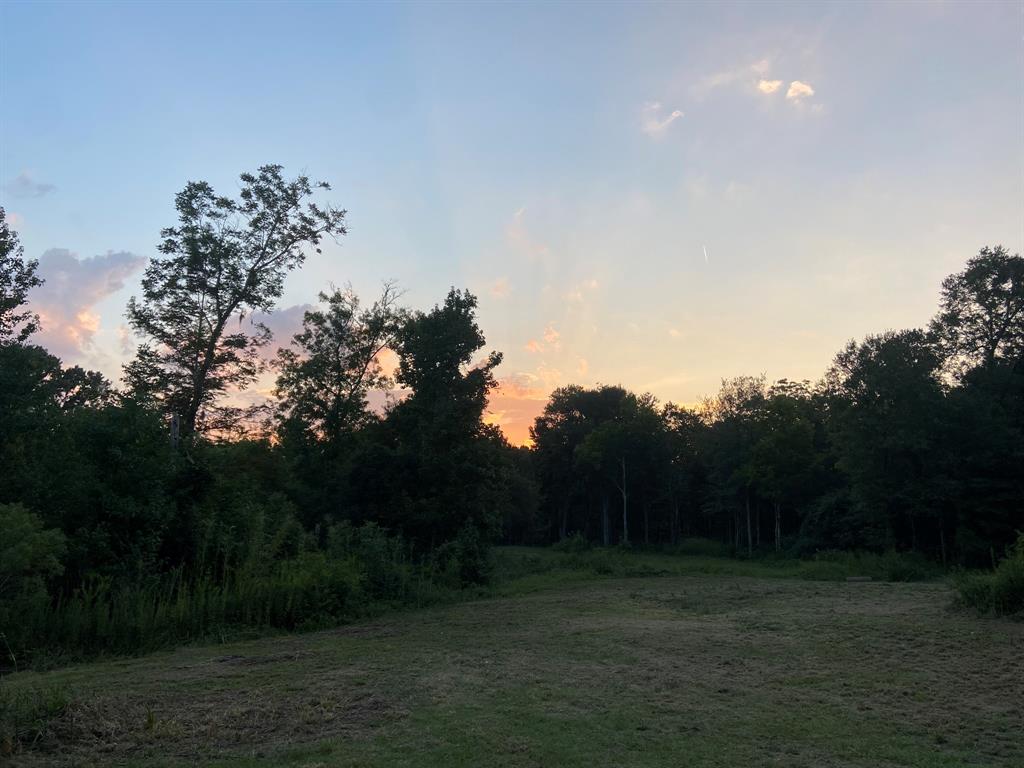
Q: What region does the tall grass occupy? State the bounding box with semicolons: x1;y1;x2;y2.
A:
955;533;1024;617
3;524;476;669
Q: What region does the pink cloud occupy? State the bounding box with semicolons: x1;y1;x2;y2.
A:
30;248;146;362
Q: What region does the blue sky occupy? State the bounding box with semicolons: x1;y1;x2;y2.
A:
2;1;1021;442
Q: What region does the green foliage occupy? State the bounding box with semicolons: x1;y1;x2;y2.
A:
801;549;941;582
0;504;66;651
955;534;1024;616
552;532;591;554
431;522;494;587
0;683;71;756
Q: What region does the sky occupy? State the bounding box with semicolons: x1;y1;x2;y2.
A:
1;1;1021;445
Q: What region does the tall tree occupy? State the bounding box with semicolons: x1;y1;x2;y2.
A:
751;380;818;551
125;165;347;436
824;330;945;552
351;289;506;545
930;245;1024;376
0;207;43;345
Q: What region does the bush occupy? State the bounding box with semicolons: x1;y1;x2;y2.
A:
552;532;590;554
0;504;66;646
955;534;1024;617
671;538;730;558
431;522;492;587
801;549;940;582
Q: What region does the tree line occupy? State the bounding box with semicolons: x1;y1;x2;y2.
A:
0;165;1021;660
528;247;1022;565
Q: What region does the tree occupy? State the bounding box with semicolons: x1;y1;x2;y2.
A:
751;381;818;551
350;289;506;546
275;282;405;441
125;165;347;437
700;376;767;555
662;403;707;544
531;385;631;543
930;245;1024;376
0;207;43;345
575;391;663;546
824;330;945;552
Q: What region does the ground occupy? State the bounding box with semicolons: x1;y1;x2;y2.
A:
5;558;1023;767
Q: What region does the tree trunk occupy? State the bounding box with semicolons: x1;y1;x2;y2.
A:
671;501;680;545
745;491;752;557
939;517;947;567
560;503;568;541
602;495;610;547
620;457;629;545
643;501;650;546
756;503;761;547
774;501;781;553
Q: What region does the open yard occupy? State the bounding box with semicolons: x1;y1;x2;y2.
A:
4;562;1022;767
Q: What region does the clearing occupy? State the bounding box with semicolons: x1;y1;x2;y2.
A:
4;559;1023;767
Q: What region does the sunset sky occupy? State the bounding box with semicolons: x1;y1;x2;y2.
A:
2;1;1021;444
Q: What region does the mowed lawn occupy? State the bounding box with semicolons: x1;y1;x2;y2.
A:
6;569;1023;767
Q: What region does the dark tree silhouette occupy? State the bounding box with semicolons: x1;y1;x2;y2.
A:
125;165;347;436
0;207;43;344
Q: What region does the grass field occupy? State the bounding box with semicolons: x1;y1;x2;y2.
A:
3;549;1022;767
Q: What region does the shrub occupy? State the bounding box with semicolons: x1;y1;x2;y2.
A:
552;532;590;554
0;504;66;650
955;534;1024;617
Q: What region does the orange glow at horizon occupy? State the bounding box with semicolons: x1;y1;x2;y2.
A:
485;377;551;447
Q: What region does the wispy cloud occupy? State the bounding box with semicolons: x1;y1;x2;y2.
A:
786;80;815;102
489;277;510;298
4;171;56;199
506;207;551;261
564;278;599;304
694;58;772;97
641;101;683;137
757;79;783;94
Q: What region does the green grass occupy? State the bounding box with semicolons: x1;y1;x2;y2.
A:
3;547;1019;767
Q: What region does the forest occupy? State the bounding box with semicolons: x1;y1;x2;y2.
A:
1;166;1022;669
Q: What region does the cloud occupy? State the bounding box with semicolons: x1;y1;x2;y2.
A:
524;324;561;354
506;207;551;261
577;358;589;376
641;102;683;137
249;303;315;361
30;248;146;360
786;81;815;101
485;372;558;446
6;211;24;226
668;328;682;338
757;79;783;94
564;278;599;304
5;171;56;199
693;59;772;97
489;277;510;298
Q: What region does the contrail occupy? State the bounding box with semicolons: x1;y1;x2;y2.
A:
703;245;709;264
